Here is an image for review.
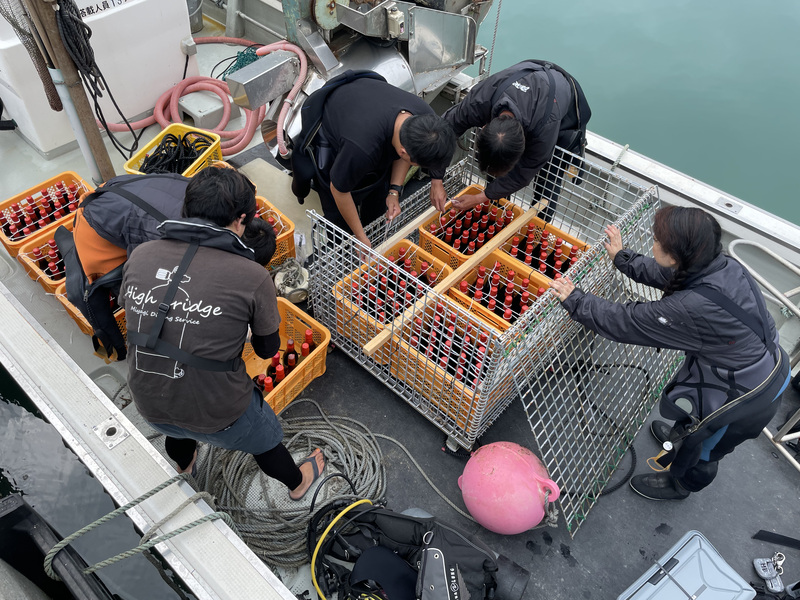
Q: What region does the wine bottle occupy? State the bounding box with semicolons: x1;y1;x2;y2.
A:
266;353;281;379
285;353;297;374
282;340;296;367
263;377;274;393
304;328;317;353
274;364;285;383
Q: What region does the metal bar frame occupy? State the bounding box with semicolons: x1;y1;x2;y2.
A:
307;139;682;534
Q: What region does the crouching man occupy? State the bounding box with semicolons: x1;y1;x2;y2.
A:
122;166;323;499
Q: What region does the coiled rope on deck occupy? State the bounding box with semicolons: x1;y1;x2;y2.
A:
197;399;387;568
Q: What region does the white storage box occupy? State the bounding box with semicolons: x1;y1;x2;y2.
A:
0;0;198;157
617;530;755;600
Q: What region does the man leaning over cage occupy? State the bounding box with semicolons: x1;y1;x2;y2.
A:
429;59;591;222
121;166;324;500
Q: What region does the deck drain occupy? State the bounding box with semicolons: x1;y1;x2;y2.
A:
93;416;129;449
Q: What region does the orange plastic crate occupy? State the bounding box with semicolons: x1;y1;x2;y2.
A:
331;240;453;350
387;305;498;431
243;298;330;414
418;184;523;270
54;282;127;339
0;172;93;257
446;249;553;333
255;195;296;269
123;123;222;177
500;215;590;276
17;221;74;293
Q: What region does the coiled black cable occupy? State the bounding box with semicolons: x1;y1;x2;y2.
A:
139;131;214;174
54;0;141;159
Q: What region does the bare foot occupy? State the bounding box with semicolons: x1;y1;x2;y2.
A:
178;449;197;475
289;448;325;500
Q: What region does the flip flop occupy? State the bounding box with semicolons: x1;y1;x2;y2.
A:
290;449;324;501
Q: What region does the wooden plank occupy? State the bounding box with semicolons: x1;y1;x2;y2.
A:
362;206;541;357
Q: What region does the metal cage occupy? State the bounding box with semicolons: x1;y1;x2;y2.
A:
307;141;680;535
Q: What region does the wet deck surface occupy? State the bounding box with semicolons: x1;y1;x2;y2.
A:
293;342;800;600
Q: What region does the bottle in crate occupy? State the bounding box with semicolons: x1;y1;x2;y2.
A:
304;328;317;353
266;353;281;380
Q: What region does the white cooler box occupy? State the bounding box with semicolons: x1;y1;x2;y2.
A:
617;530;755;600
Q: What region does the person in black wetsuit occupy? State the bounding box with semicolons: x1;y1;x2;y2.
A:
550;207;790;500
429;60;590;221
312;77;455;247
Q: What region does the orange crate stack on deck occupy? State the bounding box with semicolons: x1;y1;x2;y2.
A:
255;195;295;269
17;221;73;294
0;172;93;257
54;282;127;339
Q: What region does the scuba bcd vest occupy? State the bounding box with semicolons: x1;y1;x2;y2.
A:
279;69;387;204
309;501;531;600
58;174;188;362
655;269;788;476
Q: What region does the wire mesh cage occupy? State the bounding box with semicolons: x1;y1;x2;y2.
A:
307;140;680;535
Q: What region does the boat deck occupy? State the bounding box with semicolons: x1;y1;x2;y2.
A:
1;33;799;600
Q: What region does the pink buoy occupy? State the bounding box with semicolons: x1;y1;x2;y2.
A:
458;441;560;535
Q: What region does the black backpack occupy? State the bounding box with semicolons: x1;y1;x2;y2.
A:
308;501;530;600
280;70;387;204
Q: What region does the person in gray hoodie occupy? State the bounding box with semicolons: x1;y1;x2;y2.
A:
550;207;790;500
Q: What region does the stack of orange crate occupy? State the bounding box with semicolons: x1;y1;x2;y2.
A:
386;298;498;430
243;298;330;414
0;172;93;258
332;240;452;348
54;281;127;339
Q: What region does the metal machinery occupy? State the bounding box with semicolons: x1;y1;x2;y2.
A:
222;0;492;142
306;143;681;536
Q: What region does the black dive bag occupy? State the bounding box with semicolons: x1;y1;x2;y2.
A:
309;502;530;600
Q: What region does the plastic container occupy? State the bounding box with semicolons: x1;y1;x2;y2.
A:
255;195;295;270
0;172;93;257
447;249;553;333
123;123;222;177
418;185;523;271
54;282;127;339
617;530;755;599
16;221;73;293
243;298;330;414
331;240;453;350
500;215;590;277
387;299;499;431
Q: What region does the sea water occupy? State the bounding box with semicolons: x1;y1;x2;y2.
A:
475;0;800;225
0;364;182;599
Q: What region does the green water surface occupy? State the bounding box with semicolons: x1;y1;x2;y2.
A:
476;0;799;225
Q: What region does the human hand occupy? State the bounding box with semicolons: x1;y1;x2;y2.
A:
385;194;401;222
604;225;623;261
549;277;576;302
430;180;447;212
356;231;372;249
452;190;489;211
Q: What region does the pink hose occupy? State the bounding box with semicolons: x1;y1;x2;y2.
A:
100;36;305;157
255;41;308;158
